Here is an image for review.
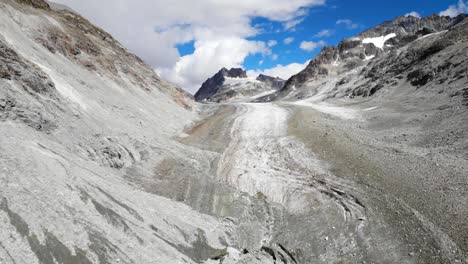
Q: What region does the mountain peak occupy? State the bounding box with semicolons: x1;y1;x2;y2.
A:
194;69;286;102
219;67;247;78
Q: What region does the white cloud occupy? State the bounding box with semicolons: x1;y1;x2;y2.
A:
300;40;326;52
53;0;325;93
440;0;468;17
272;54;279;60
283;18;304;31
268;40;278;47
157;38;270;92
259;60;264;65
247;60;310;80
284;37;295;44
314;29;333;37
336;19;359;29
404;11;421;18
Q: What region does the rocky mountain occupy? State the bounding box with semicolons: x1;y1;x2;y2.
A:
277;14;468;100
194;67;247;101
194;67;285;102
2;1;468;263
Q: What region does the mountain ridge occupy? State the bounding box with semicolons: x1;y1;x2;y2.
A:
194;67;285;102
278;13;468;97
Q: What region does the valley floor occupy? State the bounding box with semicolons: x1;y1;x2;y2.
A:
179;100;468;263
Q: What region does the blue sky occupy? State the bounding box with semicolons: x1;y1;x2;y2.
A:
56;0;467;93
176;1;463;70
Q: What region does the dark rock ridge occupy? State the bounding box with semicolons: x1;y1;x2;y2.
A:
14;0;50;10
280;14;468;96
195;68;285;102
194;67;247;101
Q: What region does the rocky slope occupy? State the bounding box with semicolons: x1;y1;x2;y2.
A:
194;68;285;102
277;14;468;100
0;1;241;263
2;1;468;263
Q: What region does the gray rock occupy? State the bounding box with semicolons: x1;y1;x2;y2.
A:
194;68;284;102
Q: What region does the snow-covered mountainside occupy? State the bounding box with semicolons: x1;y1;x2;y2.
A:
194;68;285;102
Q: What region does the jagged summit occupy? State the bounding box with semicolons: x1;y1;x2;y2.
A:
194;67;284;102
194;67;247;101
222;67;248;78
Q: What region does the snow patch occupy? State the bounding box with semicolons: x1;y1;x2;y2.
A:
250;89;276;100
223;77;260;85
364;55;375;61
332;56;340;66
363;106;378;111
416;30;448;41
43;16;64;30
362;33;396;50
294;100;359;120
35;63;88;110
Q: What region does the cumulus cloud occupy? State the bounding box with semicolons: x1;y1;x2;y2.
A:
53;0;325;93
247;60;310;80
284;37;295;44
440;0;468;17
336;19;359;29
314;29;333;38
157;38;269;92
404;11;421;18
300;40;326;52
268;40;278;47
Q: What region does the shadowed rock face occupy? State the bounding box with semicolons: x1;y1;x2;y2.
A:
194;67;247;101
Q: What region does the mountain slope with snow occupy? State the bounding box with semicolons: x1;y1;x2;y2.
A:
277;14;467;99
195;67;285;103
